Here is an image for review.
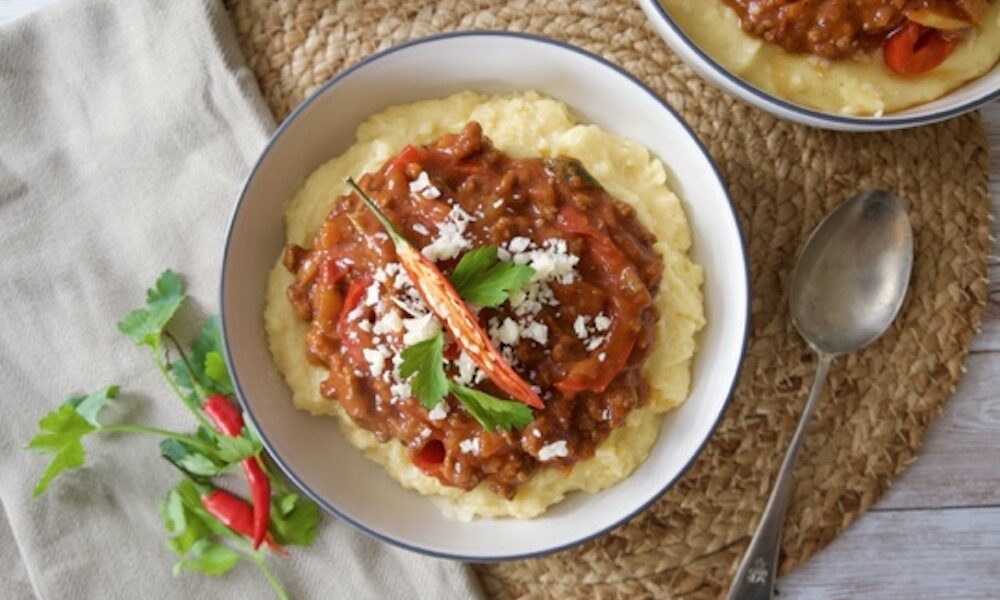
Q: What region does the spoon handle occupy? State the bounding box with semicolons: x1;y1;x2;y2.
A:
725;353;833;600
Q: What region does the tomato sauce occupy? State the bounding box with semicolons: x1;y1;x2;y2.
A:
283;122;663;498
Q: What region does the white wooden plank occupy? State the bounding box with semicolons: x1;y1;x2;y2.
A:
779;507;1000;599
878;352;1000;509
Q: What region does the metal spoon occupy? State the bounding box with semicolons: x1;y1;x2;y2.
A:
725;190;913;600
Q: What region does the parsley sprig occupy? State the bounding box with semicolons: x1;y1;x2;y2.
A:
27;270;319;598
397;245;537;432
399;332;533;432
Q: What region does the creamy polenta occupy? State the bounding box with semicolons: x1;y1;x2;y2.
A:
264;91;705;519
661;0;1000;115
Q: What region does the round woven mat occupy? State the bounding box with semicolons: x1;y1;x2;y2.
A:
224;1;992;597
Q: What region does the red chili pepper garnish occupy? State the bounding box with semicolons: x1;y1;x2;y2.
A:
884;21;958;76
555;206;652;394
201;489;288;556
347;178;544;409
203;394;271;550
336;275;374;369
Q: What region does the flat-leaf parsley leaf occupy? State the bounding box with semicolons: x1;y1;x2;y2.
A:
448;382;534;432
117;270;185;350
399;334;448;409
449;246;534;308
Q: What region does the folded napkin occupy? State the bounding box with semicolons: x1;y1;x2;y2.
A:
0;0;484;598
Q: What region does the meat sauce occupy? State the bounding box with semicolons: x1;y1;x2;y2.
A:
722;0;986;59
283;122;663;498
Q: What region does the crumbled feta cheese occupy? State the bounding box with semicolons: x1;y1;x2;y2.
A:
402;313;441;346
573;315;589;339
427;401;449;421
538;440;569;461
493;317;520;345
362;348;386;377
454;351;484;386
421;205;474;261
373;310;403;335
409;171;441;199
521;320;548;345
493;198;504;208
459;437;481;455
508;236;531;253
389;380;411;402
598;352;607;362
594;313;611;331
412;223;430;236
363;281;380;307
586;335;605;352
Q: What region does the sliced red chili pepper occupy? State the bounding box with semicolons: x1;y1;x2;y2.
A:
201;489;288;556
336;275;374;370
555;206;652;394
203;394;271;550
884;21;958;76
347;178;544;409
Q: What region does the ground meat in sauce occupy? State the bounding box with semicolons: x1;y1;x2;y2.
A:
722;0;986;59
283;122;663;498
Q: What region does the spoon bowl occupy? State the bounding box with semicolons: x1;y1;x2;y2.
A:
790;190;914;356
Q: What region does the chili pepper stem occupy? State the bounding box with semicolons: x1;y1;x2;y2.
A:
100;424;216;453
346;178;405;244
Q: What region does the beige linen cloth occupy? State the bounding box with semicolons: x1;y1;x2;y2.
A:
0;0;484;598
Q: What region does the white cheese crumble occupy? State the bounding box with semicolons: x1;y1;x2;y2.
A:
412;223;430;236
491;317;521;345
594;313;611;331
408;171;441;199
521;320;549;345
538;440;569;461
454;351;484;386
573;315;589;339
362;348;386;378
372;309;403;335
402;312;441;346
421;205;474;262
459;437;480;455
427;401;449;421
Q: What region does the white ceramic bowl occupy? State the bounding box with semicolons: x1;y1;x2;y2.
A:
220;32;749;561
637;0;1000;131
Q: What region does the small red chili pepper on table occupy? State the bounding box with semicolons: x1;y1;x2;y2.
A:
203;394;271;550
200;487;288;556
346;178;544;409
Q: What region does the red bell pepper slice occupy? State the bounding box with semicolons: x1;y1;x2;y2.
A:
884;21;958;76
555;206;652;394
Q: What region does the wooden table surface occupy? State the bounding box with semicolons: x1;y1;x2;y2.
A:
2;3;997;597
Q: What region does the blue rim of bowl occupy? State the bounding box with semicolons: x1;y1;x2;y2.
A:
643;0;1000;128
220;29;751;562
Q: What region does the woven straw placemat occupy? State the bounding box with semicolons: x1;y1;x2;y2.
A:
224;1;992;597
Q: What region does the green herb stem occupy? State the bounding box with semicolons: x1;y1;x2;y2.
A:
164;331;212;399
100;424;215;454
244;549;289;600
154;351;214;432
